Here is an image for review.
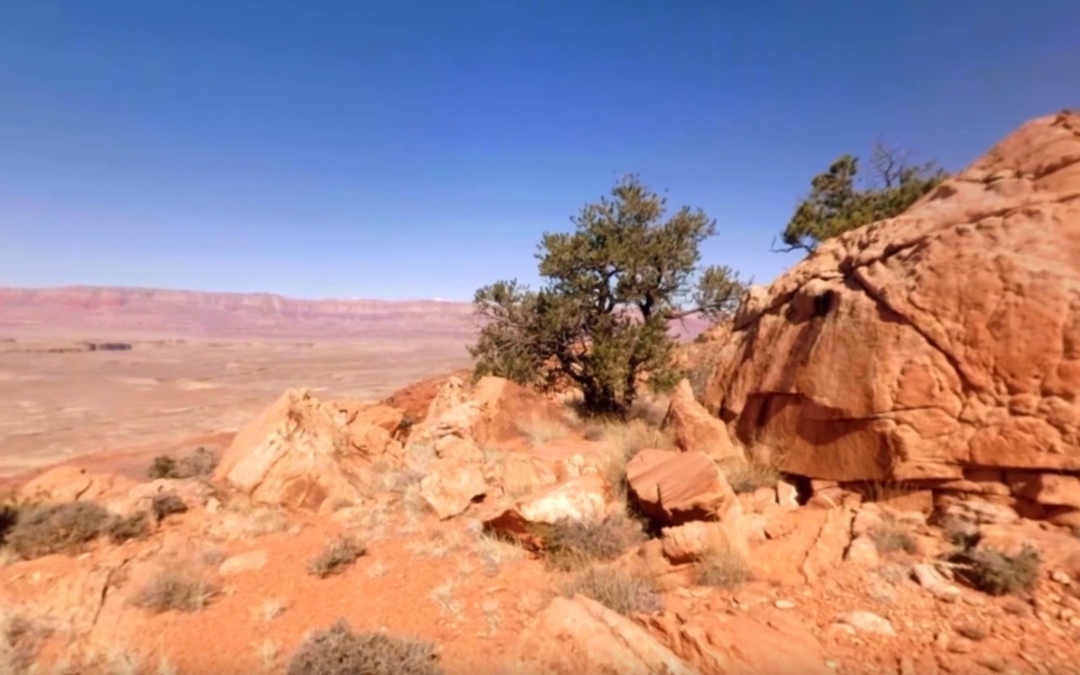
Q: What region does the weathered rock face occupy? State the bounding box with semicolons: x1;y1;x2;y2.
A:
663;379;742;462
703;111;1080;496
407;375;571;454
419;458;489;520
626;449;742;527
483;474;618;544
213;389;398;510
19;466;135;504
508;594;830;675
510;595;697;675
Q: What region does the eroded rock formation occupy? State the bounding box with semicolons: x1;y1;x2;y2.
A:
702;110;1080;517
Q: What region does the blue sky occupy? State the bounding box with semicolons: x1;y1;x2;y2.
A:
1;1;1077;301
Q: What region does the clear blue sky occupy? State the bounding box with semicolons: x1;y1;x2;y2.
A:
1;1;1077;301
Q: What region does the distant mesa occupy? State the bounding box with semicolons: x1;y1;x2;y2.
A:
0;285;712;341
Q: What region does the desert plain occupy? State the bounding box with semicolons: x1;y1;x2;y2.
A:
0;336;471;477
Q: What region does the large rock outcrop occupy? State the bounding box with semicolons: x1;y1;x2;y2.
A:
213;389;401;510
509;594;830;675
703;111;1080;502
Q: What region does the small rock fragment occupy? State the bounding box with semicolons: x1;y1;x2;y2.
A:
836;610;896;636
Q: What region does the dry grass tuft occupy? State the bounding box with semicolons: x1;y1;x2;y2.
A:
132;566;217;614
517;418;571;447
723;461;782;495
472;532;526;575
603;418;676;459
285;619;444;675
628;396;670;428
307;536;367;578
532;514;646;571
240;507;289;539
695;545;752;589
560;567;663;616
869;517;918;555
0;609;50;675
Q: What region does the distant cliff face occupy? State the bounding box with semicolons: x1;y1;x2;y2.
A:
0;285;714;341
0;286;479;340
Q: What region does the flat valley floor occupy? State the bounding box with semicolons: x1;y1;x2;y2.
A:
0;336;471;476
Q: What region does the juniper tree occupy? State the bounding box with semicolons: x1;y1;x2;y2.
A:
778;138;947;253
469;174;746;417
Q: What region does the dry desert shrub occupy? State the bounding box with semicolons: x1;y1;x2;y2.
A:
533;513;646;571
0;502;18;549
0;609;50;675
948;543;1041;596
106;511;153;545
695;545;752;589
560;567;663;616
4;501;114;560
150;493;188;522
307;536;367;578
147;447;218;481
131;566;217;614
940;514;980;548
285;619;444;675
869;516;918;555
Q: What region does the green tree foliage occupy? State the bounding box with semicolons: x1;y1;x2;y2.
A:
469;175;746;417
778;138;948;253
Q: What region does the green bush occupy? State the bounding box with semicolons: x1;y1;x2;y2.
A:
470;175;746;417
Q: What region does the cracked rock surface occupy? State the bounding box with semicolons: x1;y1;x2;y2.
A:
703;110;1080;487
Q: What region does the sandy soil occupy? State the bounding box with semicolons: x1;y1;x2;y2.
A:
0;336;470;477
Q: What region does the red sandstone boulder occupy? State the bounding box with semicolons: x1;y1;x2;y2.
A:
663;378;742;462
483;474;618;544
701;110;1080;494
626;449;741;525
212;389;396;510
